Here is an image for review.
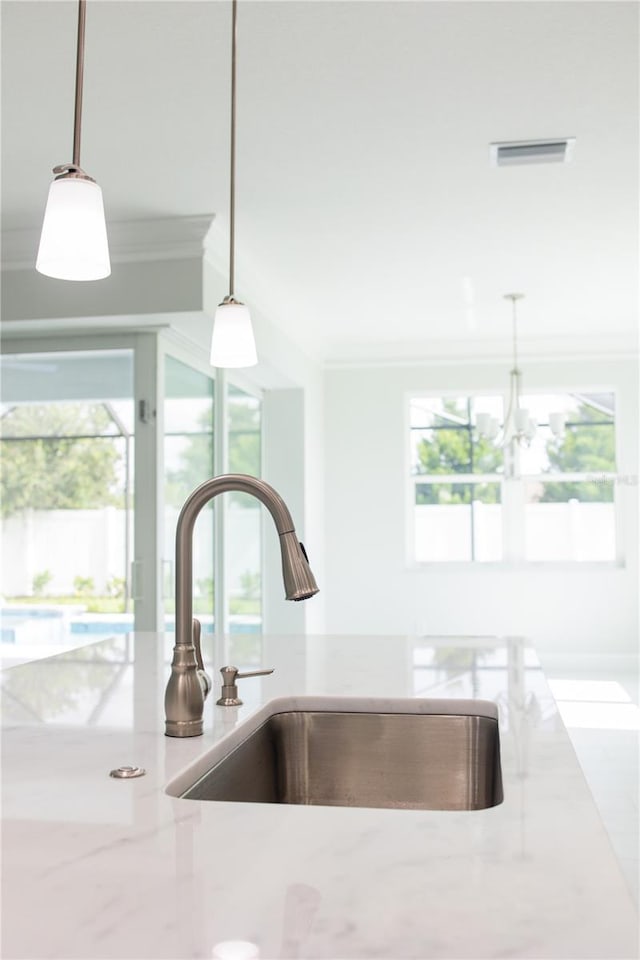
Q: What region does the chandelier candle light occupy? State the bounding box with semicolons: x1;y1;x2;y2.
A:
36;0;110;281
210;0;257;368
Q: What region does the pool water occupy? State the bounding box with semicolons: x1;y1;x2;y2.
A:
0;606;260;645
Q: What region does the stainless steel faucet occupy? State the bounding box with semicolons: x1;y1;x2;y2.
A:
165;474;319;737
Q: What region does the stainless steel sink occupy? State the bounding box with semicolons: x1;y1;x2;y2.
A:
169;697;503;811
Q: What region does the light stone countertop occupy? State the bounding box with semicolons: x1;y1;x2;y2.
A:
1;632;638;960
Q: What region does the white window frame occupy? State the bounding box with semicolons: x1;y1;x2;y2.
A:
405;388;620;568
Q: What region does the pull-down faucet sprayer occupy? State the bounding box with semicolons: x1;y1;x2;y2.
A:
165;474;318;737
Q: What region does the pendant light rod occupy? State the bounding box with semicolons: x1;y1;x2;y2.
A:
228;0;238;297
505;292;524;408
72;0;87;170
505;292;524;373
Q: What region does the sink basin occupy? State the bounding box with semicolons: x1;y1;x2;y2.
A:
167;697;503;811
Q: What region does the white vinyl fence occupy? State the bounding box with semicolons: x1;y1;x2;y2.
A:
2;505;261;598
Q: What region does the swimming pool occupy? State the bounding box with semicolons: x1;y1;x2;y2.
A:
1;606;260;648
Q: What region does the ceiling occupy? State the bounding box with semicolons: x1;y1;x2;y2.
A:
1;1;638;364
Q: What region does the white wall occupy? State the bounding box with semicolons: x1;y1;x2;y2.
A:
323;356;638;656
262;389;306;634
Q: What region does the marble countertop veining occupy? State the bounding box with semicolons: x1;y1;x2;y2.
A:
1;632;637;960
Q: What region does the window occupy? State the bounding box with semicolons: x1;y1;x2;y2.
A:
409;396;503;562
409;392;617;563
520;393;616;562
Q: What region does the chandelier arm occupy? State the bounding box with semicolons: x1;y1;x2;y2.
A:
481;293;537;475
72;0;87;169
512;302;523;412
503;371;517;440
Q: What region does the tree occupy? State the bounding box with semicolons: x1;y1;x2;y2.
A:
165;393;261;507
1;404;123;517
73;575;95;597
415;399;502;504
164;431;213;508
540;405;615;502
32;569;52;596
227;396;261;476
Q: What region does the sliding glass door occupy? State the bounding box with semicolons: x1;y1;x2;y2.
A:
161;365;264;637
0;348;134;660
225;382;263;634
163;354;215;634
1;335;264;662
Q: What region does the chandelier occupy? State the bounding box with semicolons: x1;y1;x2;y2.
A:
476;293;565;476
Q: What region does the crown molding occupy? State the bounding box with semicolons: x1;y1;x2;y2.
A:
0;312;204;341
323;333;640;369
1;215;214;270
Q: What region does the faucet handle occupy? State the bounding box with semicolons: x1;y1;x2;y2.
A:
217;665;274;706
192;619;212;699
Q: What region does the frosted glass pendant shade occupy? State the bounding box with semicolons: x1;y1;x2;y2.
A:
476;412;492;435
549;412;566;437
210;300;257;368
36;176;111;281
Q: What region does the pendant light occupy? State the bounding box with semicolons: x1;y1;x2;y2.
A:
210;0;257;368
36;0;110;282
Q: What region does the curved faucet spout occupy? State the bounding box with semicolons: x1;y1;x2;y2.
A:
165;474;318;737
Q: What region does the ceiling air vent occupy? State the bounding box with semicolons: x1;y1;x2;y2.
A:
490;138;576;166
